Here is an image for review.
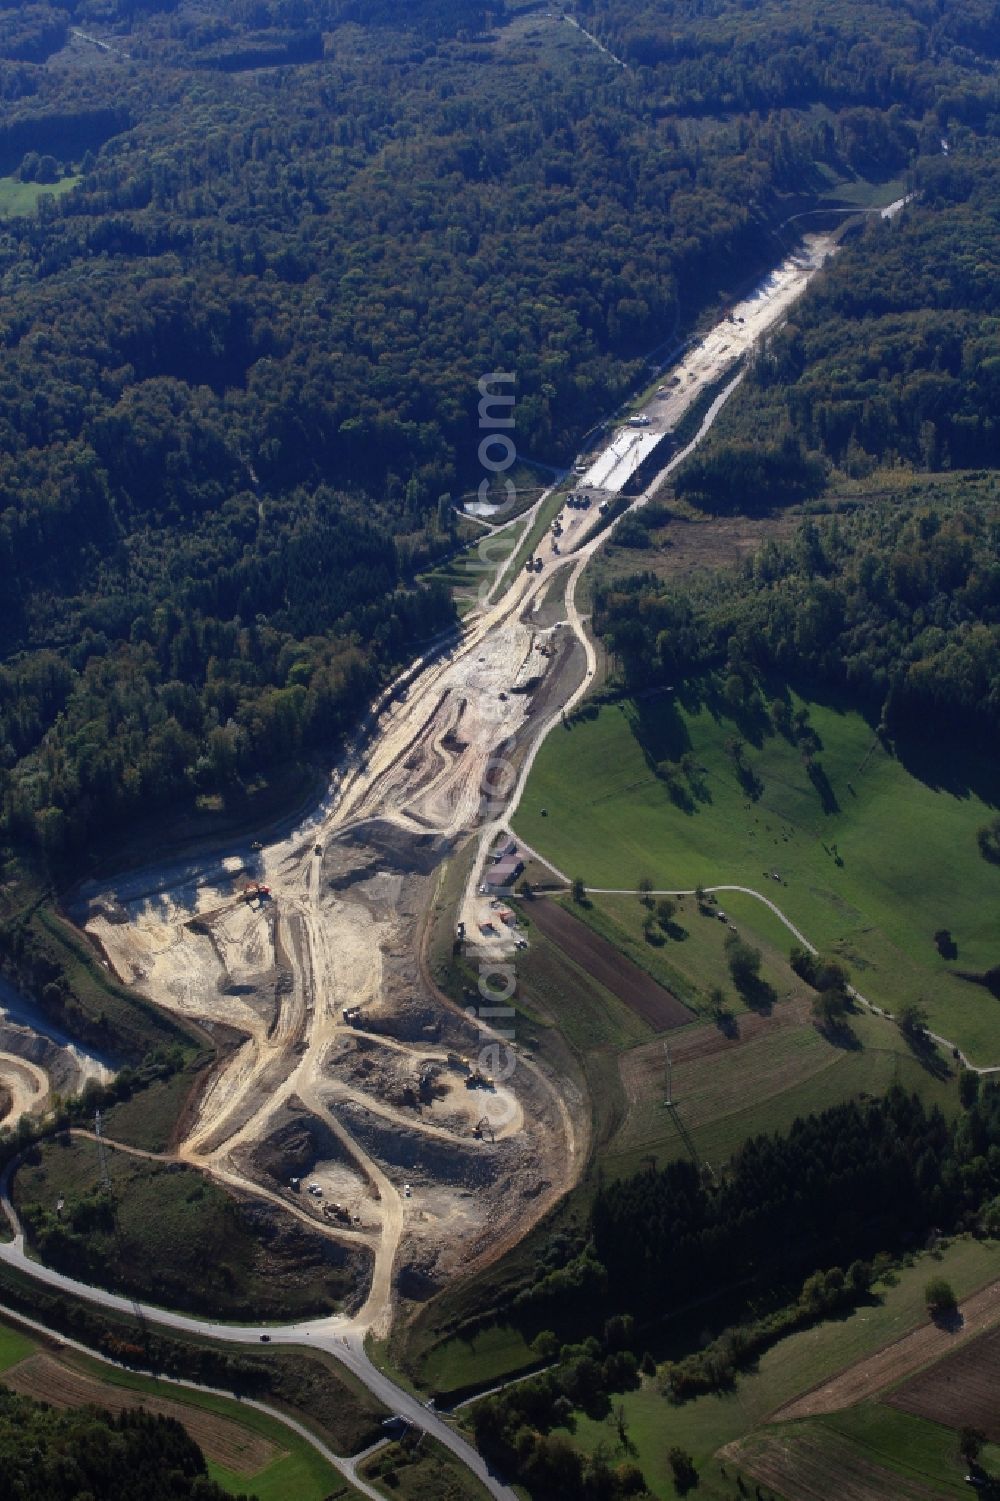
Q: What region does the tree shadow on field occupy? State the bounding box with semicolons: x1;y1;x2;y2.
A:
806;759;840;815
902;1029;953;1082
815;1016;862;1050
624;695;691;773
704;678;772;750
929;1305;965;1335
734;974;776;1014
891;723;1000;807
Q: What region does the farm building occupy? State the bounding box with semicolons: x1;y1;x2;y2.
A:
483;855;524;890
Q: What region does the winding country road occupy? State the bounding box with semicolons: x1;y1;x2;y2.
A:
514;839;1000;1075
0;1158;519;1500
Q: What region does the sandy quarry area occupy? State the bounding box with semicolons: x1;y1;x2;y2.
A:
0;977;111;1130
73;584;583;1336
56;222;849;1337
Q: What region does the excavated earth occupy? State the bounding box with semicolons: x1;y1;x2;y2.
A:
71;596;585;1334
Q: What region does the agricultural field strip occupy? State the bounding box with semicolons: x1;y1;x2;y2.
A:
887;1322;1000;1439
509;850;1000;1074
769;1277;1000;1422
0;1305;382;1500
3;1352;281;1477
727;1426;950;1501
526;898;694;1029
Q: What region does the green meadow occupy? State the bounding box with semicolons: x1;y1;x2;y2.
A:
0;175;79;217
515;690;1000;1060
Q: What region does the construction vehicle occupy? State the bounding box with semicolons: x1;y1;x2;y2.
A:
243;882;270;903
473;1116;496;1142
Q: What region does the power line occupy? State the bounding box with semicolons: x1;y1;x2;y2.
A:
94;1111;111;1191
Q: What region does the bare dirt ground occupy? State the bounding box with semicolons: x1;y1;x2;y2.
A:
769;1278;1000;1422
528;898;694;1029
888;1320;1000;1434
3;1352;282;1476
888;1321;1000;1440
0;1055;46;1127
72;590;584;1337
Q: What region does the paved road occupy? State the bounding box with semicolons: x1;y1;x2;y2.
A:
0;1160;518;1500
0;1296;386;1501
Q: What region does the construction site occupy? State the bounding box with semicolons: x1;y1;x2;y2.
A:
2;229;840;1346
68;570;588;1336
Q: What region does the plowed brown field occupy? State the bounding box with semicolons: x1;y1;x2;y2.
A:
724;1428;948;1501
888;1322;1000;1440
3;1353;281;1476
529;899;694;1030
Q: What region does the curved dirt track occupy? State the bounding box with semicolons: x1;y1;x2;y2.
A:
0;1055;48;1127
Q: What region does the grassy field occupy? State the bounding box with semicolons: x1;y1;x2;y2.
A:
517;903;653;1054
12;1136;364;1321
420;1323;540;1399
361;1435;494;1500
558;1236;1000;1500
816;1404;1000;1494
573;888;806;1015
0;1320;34;1373
0;174;80;217
731;1407;1000;1501
522;887;961;1181
733;1405;1000;1500
514;690;1000;1060
0;1314;357;1501
102;1054;212;1152
606;1007;961;1181
418;524;518;615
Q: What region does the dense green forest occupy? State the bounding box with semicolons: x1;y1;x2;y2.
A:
597;481;1000;739
0;1386;247;1501
0;0;998;875
597;146;1000;741
472;1083;1000;1496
